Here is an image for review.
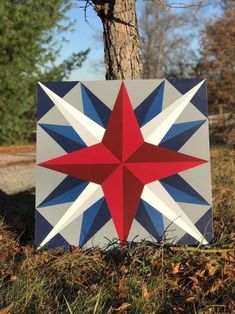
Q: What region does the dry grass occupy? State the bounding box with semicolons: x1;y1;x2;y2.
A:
0;146;234;314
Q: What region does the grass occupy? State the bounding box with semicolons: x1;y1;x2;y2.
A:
0;146;234;313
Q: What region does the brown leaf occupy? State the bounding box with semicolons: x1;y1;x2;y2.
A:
114;303;131;312
24;245;34;256
70;246;81;253
186;296;197;303
0;303;14;314
188;276;198;285
120;266;128;274
206;262;219;276
10;275;17;282
210;279;225;292
143;285;150;300
172;263;181;274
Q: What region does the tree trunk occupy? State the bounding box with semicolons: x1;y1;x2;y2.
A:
93;0;142;80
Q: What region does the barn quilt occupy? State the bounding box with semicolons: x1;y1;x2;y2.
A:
36;79;213;249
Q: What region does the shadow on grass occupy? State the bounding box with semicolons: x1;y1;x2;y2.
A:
0;188;35;244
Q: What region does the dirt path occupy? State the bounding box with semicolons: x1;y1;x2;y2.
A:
0;145;36;196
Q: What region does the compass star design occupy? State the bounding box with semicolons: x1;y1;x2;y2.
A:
37;80;211;248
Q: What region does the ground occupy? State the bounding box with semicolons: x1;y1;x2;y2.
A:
0;145;234;314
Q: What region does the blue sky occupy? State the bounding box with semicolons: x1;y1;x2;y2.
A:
57;0;221;81
57;3;105;80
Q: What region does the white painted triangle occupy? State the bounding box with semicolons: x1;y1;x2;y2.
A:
38;83;105;146
141;80;205;145
36;203;82;246
141;182;208;244
37;183;103;249
163;80;206;123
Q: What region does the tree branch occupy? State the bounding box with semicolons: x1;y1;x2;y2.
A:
147;0;204;8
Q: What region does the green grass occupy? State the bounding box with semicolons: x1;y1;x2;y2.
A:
0;146;234;313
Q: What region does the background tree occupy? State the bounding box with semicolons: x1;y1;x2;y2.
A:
82;0;205;80
140;2;197;78
193;0;235;114
0;0;89;145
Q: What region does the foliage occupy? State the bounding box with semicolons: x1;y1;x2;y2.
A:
0;0;89;145
0;146;234;313
193;2;235;114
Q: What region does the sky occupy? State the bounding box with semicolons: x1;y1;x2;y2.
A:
56;0;221;81
57;3;105;80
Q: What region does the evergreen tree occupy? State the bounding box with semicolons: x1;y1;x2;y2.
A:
0;0;89;144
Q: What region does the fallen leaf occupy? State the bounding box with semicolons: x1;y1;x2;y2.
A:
0;303;14;314
210;279;225;292
143;285;150;300
188;276;198;285
206;262;219;276
120;266;128;274
186;296;197;303
70;246;81;253
10;275;17;282
114;303;131;312
172;263;181;274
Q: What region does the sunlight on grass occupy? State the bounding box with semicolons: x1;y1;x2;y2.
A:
0;146;234;313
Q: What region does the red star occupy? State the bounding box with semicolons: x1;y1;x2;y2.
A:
39;83;207;242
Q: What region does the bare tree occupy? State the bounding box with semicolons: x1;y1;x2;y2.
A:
140;2;197;78
80;0;208;80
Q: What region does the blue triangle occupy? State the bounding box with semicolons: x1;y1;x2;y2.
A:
135;200;164;240
39;124;86;153
79;198;111;246
37;81;79;120
168;78;208;117
80;83;111;127
161;120;206;142
135;81;164;127
195;207;213;243
35;210;69;248
160;174;209;205
38;176;88;208
178;208;213;245
160;120;206;151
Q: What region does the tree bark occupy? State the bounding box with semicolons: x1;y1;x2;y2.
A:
93;0;142;80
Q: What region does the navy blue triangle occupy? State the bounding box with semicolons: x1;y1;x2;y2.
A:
80;83;111;127
35;210;69;248
196;207;213;243
39;124;86;153
37;81;79;120
178;208;213;245
167;78;208;117
38;176;88;208
79;198;111;246
159;120;206;151
160;174;209;205
135;200;164;241
135;81;165;127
